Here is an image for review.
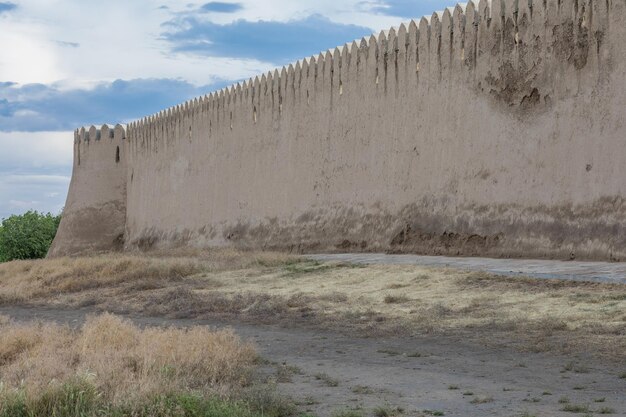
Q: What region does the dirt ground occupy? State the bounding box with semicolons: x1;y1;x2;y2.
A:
1;305;624;417
0;251;624;416
309;254;626;283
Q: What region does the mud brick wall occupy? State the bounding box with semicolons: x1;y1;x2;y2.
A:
52;0;626;260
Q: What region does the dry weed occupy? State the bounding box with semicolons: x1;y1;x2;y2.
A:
0;313;257;404
0;249;297;304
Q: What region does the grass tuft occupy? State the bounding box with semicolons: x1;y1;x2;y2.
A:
470;396;494;404
332;410;364;417
561;404;590;413
372;406;404;417
351;386;374;395
383;295;411;304
313;373;339;387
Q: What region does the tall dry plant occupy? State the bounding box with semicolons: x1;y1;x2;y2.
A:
0;314;257;406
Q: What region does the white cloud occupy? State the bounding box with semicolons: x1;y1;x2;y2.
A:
3;175;71;185
0;0;414;87
0;131;73;169
0;131;72;218
0;19;64;84
0;0;276;86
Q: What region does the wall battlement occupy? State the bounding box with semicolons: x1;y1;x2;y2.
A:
51;0;626;260
127;0;616;137
75;125;126;142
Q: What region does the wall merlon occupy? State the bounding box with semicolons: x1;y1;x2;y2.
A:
442;7;453;30
397;23;407;45
321;51;332;82
419;16;430;38
368;33;377;51
453;3;466;24
301;60;309;84
431;11;442;33
408;19;418;35
387;28;397;53
377;30;386;46
105;124;113;139
225;87;232;108
453;5;467;68
114;124;126;141
442;9;454;44
88;126;99;141
265;70;273;82
465;1;478;25
332;48;340;71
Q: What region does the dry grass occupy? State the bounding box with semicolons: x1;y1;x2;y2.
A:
0;313;257;406
0;248;295;304
0;250;624;359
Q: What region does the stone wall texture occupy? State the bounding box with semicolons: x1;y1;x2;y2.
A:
50;0;626;261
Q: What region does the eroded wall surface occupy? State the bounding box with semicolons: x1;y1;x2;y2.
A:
49;125;127;257
56;0;626;260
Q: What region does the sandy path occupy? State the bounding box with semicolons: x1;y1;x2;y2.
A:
308;254;626;284
1;305;624;417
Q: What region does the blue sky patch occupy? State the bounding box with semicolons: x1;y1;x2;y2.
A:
0;78;229;132
0;2;16;14
200;2;243;13
366;0;450;18
162;14;373;63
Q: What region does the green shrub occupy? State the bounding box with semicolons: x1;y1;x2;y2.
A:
0;380;273;417
0;211;61;262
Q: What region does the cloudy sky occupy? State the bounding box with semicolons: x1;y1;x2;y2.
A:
0;0;456;219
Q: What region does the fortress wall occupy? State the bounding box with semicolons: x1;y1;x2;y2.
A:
124;0;626;260
49;125;127;256
56;0;626;260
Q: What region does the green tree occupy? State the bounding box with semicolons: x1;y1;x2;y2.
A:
0;211;61;262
